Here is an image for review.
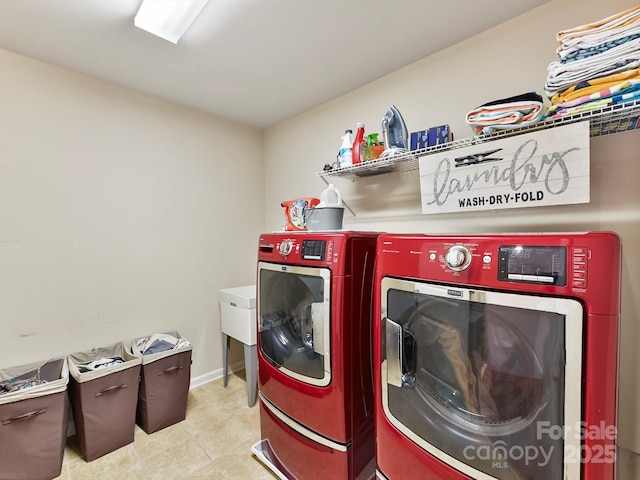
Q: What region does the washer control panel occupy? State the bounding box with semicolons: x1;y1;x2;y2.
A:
275;237;329;262
301;240;326;261
423;241;571;286
498;245;567;286
278;239;293;257
377;233;619;300
444;245;472;271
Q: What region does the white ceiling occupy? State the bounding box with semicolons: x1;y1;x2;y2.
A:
0;0;550;129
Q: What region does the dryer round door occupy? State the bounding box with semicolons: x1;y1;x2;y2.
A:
258;262;331;386
380;277;584;480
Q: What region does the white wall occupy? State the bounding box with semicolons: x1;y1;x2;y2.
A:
264;0;640;454
1;0;638;463
0;49;264;380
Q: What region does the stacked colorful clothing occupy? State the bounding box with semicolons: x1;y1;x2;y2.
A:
545;5;640;119
0;369;47;394
465;92;546;135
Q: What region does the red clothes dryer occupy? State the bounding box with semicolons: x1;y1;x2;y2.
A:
373;232;621;480
252;231;379;480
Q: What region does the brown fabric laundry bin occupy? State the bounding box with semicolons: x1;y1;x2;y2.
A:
67;342;141;462
0;357;69;480
131;331;192;434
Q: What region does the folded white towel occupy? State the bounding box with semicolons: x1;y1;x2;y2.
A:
557;5;640;44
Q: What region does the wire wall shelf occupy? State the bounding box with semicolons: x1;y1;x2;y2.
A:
316;99;640;181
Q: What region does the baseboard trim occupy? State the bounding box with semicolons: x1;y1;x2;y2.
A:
190;360;244;389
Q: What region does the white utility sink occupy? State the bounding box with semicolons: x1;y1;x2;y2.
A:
219;285;257;407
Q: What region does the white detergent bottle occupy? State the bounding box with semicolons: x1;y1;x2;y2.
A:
337;129;353;168
319;184;342;207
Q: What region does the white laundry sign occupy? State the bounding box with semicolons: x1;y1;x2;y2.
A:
419;121;590;214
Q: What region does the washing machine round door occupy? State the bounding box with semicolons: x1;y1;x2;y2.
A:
258;262;331;386
381;278;583;480
414;302;545;430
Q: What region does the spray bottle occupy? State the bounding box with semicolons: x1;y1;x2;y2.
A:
367;133;384;160
352;123;365;164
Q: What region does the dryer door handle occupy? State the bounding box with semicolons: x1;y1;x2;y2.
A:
311;301;328;357
385;317;403;388
385;317;417;389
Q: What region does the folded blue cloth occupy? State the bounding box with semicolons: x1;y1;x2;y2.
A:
144;339;176;355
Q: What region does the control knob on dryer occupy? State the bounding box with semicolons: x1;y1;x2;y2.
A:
445;245;472;271
279;239;293;256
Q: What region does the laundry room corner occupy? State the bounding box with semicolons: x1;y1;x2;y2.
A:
0;48;265;384
263;0;640;469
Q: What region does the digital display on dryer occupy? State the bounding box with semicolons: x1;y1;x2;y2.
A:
498;245;567;286
301;240;326;261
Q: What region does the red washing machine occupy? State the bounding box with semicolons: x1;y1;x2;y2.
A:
252;231;379;480
373;232;622;480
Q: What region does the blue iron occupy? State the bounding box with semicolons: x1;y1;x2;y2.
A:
380;105;408;157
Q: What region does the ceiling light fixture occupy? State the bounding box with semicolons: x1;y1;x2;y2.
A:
134;0;209;44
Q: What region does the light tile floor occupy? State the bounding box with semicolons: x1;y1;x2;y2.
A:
54;371;278;480
52;370;640;480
